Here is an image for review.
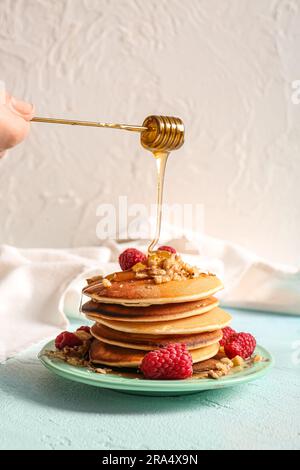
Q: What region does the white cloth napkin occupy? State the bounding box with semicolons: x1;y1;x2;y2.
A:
1;232;299;361
0;245;113;362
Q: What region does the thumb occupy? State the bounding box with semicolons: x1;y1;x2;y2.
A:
9;96;34;121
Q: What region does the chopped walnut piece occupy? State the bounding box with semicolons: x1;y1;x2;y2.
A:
75;330;92;342
153;275;163;284
92;366;112;374
102;278;112;288
215;362;229;373
149;268;167;276
208;370;220;379
221;357;233;367
193;356;233;380
135;271;149;279
86;274;103;286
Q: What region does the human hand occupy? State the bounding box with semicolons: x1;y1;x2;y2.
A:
0;92;34;158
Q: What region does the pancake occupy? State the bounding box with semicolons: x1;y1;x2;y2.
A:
82;272;223;306
89;339;220;368
82;297;219;323
91;322;222;351
87;307;231;335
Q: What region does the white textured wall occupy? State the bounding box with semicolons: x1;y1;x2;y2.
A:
0;0;299;265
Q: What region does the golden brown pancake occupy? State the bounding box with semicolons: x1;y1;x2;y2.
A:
82;297;219;323
87;307;231;335
83;272;223;306
91;322;222;351
89;339;220;368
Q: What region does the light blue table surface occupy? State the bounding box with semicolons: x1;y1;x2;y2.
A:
1;308;299;450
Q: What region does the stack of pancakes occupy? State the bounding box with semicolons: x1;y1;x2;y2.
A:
82;272;232;369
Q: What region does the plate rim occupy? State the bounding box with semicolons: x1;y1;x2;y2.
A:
38;340;274;392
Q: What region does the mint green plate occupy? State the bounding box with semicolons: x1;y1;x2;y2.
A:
38;341;273;396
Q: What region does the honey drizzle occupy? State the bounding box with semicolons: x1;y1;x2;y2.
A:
147;151;169;253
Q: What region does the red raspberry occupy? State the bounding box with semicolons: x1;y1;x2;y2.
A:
76;325;91;334
55;331;83;350
220;326;236;346
119;248;147;271
158;245;176;254
140;343;193;380
224;332;256;359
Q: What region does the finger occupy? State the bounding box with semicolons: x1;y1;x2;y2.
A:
7;95;34;121
0;105;30;151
